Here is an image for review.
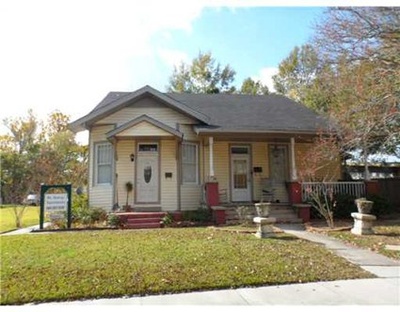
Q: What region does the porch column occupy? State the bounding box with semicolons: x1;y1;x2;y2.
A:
290;137;298;181
209;136;215;178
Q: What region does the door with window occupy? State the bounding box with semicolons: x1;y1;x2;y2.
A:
136;143;159;203
269;144;289;203
231;146;251;202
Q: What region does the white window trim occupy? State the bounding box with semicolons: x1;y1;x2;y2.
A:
94;142;113;186
182;142;199;185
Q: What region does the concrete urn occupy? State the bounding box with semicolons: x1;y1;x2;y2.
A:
355;198;373;214
255;203;271;217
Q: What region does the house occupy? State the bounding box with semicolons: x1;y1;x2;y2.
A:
69;85;340;214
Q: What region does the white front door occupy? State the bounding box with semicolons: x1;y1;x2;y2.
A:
231;146;251;202
136;143;159;203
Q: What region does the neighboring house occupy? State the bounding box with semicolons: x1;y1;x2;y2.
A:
69;85;340;212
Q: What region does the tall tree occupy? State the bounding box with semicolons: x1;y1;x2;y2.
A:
167;51;236;94
313;7;400;170
1;110;88;204
239;77;269;95
272;44;322;110
314;7;400;73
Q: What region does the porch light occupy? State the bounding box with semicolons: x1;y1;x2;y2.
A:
130;153;135;162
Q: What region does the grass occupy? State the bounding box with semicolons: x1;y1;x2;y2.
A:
0;206;41;233
327;224;400;260
1;227;374;305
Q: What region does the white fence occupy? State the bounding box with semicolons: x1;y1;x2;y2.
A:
301;182;366;202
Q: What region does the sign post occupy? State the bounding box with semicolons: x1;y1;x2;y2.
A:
39;184;72;229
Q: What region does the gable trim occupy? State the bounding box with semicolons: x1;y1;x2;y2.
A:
69;85;210;132
106;114;183;139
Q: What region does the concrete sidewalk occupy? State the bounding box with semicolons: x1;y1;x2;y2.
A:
28;223;399;306
1;222;51;235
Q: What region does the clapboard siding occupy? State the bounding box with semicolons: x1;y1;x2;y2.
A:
180;185;202;210
115;140;135;207
118;121;172;137
204;141;230;201
160;140;178;211
96;98;196;128
252;142;269;201
89;125;115;210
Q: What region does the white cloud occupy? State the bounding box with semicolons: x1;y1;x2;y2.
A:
156;49;190;69
253;67;279;93
0;0;206;135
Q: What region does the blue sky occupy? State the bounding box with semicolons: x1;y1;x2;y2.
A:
0;1;392;144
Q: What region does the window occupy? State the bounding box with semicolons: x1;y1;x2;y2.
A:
95;142;112;184
182;142;198;184
138;144;158;152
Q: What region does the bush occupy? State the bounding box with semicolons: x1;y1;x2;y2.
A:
333;193;357;219
161;213;174;226
366;194;392;217
72;193;108;226
107;214;122;228
182;207;212;223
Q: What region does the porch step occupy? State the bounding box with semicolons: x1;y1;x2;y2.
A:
116;212;166;229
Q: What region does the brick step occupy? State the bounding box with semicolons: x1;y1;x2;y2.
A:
124;223;162;229
118;212;166;219
126;217;163;225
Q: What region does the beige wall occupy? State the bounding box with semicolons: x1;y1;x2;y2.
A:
89;125;115;209
115;140;135;207
160;140;178;211
96;97;197;139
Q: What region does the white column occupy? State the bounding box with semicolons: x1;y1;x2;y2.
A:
290;137;298;181
209;136;214;178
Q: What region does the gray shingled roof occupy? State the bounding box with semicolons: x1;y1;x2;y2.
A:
69;85;329;134
167;93;328;134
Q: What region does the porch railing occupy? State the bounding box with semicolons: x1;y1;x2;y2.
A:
301;182;366;203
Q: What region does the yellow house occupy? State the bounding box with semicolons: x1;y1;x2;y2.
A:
69;85;339;213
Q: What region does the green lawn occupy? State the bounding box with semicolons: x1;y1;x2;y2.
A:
328;224;400;260
0;206;41;233
1;227;374;305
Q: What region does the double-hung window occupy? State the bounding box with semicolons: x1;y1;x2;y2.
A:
182;142;198;184
95;142;112;185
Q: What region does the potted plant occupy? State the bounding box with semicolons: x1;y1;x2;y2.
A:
123;181;133;212
355;198;373;214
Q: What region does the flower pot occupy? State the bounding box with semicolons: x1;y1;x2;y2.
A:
355;198;373;214
255;203;271;217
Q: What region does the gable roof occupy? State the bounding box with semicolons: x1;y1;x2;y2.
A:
106;114;183;139
69;85;329;134
166;93;329;134
68;85;210;132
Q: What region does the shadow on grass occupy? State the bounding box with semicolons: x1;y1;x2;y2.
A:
267;235;299;241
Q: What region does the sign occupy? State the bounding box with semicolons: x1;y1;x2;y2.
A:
39;184;72;230
45;193;68;212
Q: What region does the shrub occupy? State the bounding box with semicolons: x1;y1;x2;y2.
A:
182;207;212;223
332;193;357;219
366;194;392;217
72;200;108;226
161;213;174;226
107;214;122;228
